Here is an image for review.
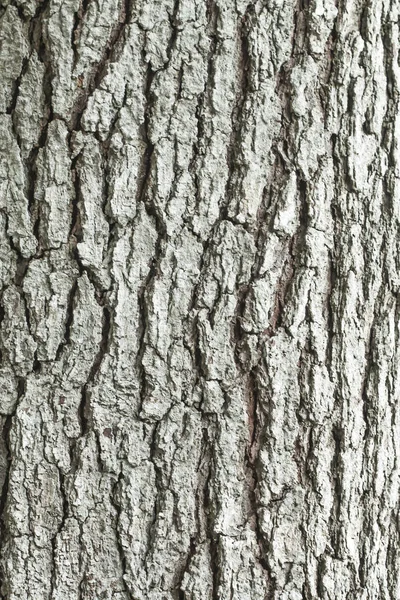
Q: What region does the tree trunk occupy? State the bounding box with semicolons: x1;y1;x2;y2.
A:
0;0;398;598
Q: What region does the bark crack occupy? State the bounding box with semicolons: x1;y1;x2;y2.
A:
69;0;132;130
110;472;136;600
0;378;25;598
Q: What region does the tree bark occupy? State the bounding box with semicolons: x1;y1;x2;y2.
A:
0;0;398;598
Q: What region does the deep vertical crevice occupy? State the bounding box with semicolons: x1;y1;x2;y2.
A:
69;0;132;130
110;472;136;600
202;427;219;600
330;423;343;558
135;62;168;420
0;378;25;597
222;3;254;223
78;305;111;436
71;0;91;69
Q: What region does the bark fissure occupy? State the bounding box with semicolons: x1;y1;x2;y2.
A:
69;0;132;130
79;306;112;436
110;472;136;600
0;379;25;596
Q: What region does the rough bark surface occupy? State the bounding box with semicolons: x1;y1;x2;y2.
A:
0;0;399;598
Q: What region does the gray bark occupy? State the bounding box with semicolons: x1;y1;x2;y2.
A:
0;0;398;598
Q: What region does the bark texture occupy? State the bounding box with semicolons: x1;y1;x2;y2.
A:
0;0;399;598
